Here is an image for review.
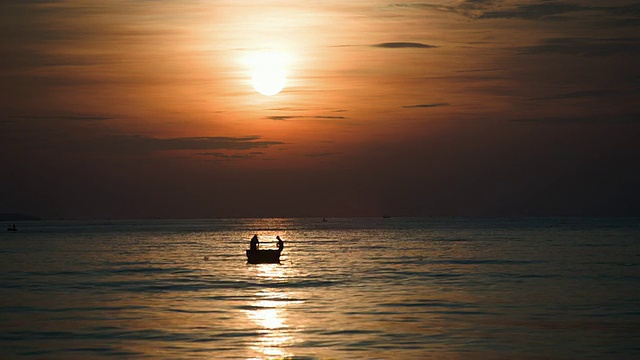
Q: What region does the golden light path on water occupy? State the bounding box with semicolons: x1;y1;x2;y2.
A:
245;263;302;360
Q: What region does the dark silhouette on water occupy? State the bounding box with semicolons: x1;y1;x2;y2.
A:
246;235;284;264
7;224;17;232
250;234;259;250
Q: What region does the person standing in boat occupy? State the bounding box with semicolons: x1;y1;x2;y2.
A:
276;236;284;251
250;234;259;250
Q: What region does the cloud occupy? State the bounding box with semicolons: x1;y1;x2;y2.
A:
387;1;640;25
455;68;507;73
609;18;640;27
200;152;225;157
267;107;346;113
4;0;62;4
78;135;285;154
517;37;640;57
477;2;640;26
387;3;457;13
385;1;499;18
476;1;640;27
531;88;640;101
479;2;589;20
267;107;309;111
373;42;437;49
17;115;114;121
265;115;346;121
199;152;259;160
304;152;341;158
386;1;494;16
591;3;640;27
266;116;297;121
402;103;449;108
126;136;282;151
509;114;640;124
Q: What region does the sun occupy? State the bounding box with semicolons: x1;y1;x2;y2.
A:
249;51;288;96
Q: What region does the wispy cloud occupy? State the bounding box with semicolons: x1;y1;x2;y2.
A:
199;152;259;160
17;114;114;121
479;2;589;20
387;1;640;25
265;115;346;121
266;116;297;121
126;136;283;151
387;3;457;13
609;18;640;27
75;135;286;154
509;114;640;124
517;37;640;57
531;88;640;101
477;1;640;27
304;152;341;158
267;107;309;111
386;1;499;18
373;42;437;49
386;1;493;16
454;68;506;73
402;103;449;108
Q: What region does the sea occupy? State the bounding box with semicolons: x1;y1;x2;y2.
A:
0;217;638;359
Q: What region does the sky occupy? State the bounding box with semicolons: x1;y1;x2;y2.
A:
1;0;639;219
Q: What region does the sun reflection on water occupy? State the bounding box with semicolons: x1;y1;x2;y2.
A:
245;264;303;359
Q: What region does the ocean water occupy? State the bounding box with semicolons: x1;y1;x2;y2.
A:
0;217;638;359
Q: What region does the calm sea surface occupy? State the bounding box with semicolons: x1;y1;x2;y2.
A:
0;218;638;359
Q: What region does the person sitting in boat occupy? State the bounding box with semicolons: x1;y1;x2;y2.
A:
276;236;284;251
250;234;259;250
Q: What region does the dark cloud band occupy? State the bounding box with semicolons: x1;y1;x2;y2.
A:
402;103;449;108
373;42;437;49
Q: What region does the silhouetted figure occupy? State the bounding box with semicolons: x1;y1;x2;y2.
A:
276;236;284;251
250;234;259;251
7;224;17;232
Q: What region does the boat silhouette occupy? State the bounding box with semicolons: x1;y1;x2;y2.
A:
246;249;281;264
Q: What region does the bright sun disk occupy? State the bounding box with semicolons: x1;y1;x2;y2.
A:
249;51;288;96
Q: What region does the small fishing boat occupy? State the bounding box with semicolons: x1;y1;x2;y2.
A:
7;224;17;232
246;249;281;264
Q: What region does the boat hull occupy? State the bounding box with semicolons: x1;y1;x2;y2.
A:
246;249;281;264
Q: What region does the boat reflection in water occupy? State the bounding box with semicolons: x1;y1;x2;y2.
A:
245;263;302;359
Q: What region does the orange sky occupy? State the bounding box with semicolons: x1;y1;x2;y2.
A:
1;0;639;218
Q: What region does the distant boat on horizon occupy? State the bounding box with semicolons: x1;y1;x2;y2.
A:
7;224;17;232
382;215;391;219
